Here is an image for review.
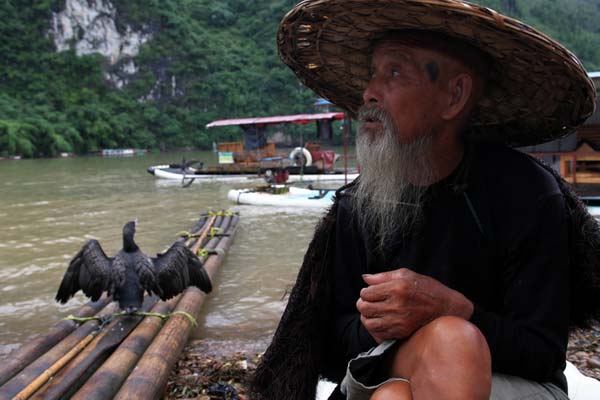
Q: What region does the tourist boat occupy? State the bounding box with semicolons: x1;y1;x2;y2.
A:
147;163;358;184
227;186;335;208
147;112;358;185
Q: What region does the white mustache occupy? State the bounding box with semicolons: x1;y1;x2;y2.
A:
357;104;392;124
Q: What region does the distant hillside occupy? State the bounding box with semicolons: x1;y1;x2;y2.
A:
479;0;600;70
0;0;599;157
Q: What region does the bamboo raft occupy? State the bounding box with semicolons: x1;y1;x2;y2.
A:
0;211;240;400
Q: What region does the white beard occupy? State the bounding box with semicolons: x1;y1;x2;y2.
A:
353;104;435;249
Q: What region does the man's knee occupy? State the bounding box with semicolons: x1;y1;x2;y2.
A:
390;316;491;377
371;380;412;400
422;316;490;357
388;317;492;399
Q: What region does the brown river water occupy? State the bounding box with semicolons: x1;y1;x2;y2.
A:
0;149;353;358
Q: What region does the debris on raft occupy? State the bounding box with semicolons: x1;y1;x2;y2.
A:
165;345;261;400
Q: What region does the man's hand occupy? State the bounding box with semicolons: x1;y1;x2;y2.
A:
356;268;474;343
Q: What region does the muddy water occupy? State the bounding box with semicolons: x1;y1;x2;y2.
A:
0;150;351;357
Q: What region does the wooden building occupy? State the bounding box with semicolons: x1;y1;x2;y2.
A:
521;72;600;193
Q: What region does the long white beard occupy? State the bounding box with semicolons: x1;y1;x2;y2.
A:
353;104;435;249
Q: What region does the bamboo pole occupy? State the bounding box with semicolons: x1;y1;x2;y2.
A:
188;214;217;250
191;214;231;255
184;215;212;248
28;297;158;400
70;297;179;400
114;215;239;400
0;301;119;400
0;295;111;386
12;332;97;400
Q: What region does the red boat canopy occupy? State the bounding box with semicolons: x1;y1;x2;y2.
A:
206;112;345;128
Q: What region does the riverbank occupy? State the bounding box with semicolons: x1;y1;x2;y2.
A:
165;325;600;399
568;322;600;380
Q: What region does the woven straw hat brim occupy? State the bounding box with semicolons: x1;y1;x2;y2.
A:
278;0;596;146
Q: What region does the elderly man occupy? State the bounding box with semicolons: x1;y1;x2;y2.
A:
253;1;599;400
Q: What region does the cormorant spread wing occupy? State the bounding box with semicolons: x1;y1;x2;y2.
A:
55;239;120;303
151;241;212;300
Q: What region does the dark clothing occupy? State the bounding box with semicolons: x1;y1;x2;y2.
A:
251;142;600;400
331;143;570;391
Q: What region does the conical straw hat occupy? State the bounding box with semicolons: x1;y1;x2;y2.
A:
278;0;596;146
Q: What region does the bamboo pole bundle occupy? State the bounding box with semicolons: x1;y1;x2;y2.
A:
114;214;239;400
27;297;159;400
0;295;111;386
113;289;209;400
70;297;180;400
0;301;119;400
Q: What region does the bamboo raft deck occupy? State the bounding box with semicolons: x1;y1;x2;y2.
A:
0;211;239;400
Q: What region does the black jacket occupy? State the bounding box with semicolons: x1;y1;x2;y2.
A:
331;144;569;389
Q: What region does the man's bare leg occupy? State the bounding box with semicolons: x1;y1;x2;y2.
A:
371;316;491;400
371;381;412;400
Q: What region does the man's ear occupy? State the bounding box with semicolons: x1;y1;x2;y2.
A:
441;73;473;121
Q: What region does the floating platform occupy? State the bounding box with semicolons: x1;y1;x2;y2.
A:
0;211;239;400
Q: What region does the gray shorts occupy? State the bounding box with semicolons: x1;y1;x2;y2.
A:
340;340;569;400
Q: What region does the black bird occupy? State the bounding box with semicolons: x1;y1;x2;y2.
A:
56;220;212;313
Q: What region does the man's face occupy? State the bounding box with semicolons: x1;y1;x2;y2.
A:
361;39;446;144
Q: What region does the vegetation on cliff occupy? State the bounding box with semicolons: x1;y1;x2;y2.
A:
0;0;599;157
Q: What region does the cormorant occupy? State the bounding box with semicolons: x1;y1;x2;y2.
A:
56;220;212;313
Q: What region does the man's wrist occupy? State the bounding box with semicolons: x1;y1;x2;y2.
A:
445;290;474;320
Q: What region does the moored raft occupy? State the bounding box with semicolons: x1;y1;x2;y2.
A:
0;211;239;400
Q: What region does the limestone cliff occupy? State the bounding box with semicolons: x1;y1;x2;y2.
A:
50;0;152;88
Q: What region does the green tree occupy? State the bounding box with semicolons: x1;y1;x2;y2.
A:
0;0;598;157
0;120;36;157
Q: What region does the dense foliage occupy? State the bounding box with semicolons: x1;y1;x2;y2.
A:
0;0;599;157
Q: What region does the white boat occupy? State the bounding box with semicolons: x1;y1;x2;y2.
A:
227;186;335;208
588;207;600;217
147;164;358;184
101;148;147;157
148;165;260;183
